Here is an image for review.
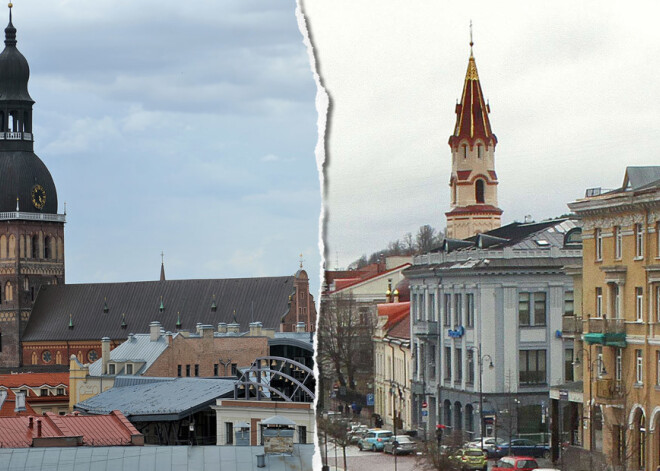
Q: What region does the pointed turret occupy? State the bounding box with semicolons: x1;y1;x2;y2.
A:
448;36;496;149
445;25;502;240
159;252;165;281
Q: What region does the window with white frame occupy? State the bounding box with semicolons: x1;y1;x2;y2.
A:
595;228;603;261
519;292;530;326
534;293;547;325
609;284;620;318
429;293;436;322
636;349;643;384
635;223;643;258
636;287;643;322
467;350;475;384
616;348;622;382
519;350;546;385
614;226;622;259
466;293;474;327
564;291;574;316
445;346;451;381
414;293;421;321
518;292;547;326
420;292;427;320
596;287;603;318
444;294;451;326
455;348;462;383
454;293;462;326
656;351;660;386
596;346;604;378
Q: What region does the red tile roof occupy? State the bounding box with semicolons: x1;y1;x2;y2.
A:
377;302;410;333
0;372;69;388
47;410;142;446
328;264;411;293
445;204;503;216
388;312;410;340
0;372;69;417
0;410;143;448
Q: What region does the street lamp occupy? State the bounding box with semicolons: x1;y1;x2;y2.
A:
470;344;494;446
390;380;401;471
573;347;606;467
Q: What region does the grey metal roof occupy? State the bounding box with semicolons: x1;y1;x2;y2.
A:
88;333;172;376
113;376;175;388
0;445;315;471
74;377;235;421
270;332;314;351
623;166;660;190
23;276;297;341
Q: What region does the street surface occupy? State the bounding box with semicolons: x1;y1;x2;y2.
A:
322;443;555;471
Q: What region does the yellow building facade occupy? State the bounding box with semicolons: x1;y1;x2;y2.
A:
569;166;660;469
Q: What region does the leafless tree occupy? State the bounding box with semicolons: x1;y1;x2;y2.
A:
317;294;375;392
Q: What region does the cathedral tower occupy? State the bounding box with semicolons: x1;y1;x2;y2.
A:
445;34;502;239
0;6;65;367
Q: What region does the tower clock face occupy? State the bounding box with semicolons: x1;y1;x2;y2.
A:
31;184;46;209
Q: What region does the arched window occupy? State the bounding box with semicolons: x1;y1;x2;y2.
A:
44;236;51;259
637;410;646;469
8;234;15;258
0;235;6;259
23;111;29;132
475;179;485;203
462;145;468;158
452;184;457;205
31;235;39;259
477;144;483;158
31;351;38;365
5;282;12;302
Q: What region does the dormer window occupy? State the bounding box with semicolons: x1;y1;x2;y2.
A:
41;388;48;397
108;363;116;375
126;363;133;375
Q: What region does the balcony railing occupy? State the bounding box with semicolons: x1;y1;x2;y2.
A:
0;212;65;223
0;131;32;140
595;378;623;400
562;315;583;335
587;317;625;334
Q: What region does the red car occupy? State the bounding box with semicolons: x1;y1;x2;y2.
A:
492;456;539;470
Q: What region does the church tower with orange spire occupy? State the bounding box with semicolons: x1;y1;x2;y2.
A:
445;32;502;239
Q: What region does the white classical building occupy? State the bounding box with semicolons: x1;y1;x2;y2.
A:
406;219;582;441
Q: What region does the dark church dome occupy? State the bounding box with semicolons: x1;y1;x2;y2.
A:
0;7;57;214
0;13;32;102
0;150;57;213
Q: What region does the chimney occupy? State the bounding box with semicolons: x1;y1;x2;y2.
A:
166;331;173;346
195;322;203;335
200;324;214;339
217;322;227;334
149;321;162;341
295;322;306;333
249;321;263;337
101;337;111;375
227;322;240;334
36;419;42;438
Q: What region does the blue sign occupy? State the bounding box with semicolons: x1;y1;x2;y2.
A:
366;393;374;406
448;326;465;338
422;410;429;417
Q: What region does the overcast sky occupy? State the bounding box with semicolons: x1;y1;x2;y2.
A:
11;1;320;292
303;0;659;270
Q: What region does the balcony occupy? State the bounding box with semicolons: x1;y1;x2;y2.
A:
562;315;583;336
0;212;66;223
584;318;626;347
412;320;440;337
595;378;623;402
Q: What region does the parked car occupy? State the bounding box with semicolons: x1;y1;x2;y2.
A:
492;456;539;470
449;448;488;471
465;437;506;457
494;439;550;458
383;435;417;455
348;425;369;444
357;429;393;452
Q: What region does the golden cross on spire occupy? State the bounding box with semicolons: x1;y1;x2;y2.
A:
469;20;474;55
299;253;304;269
160;251;164;264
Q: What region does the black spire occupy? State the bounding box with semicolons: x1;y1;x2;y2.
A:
4;4;15;47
